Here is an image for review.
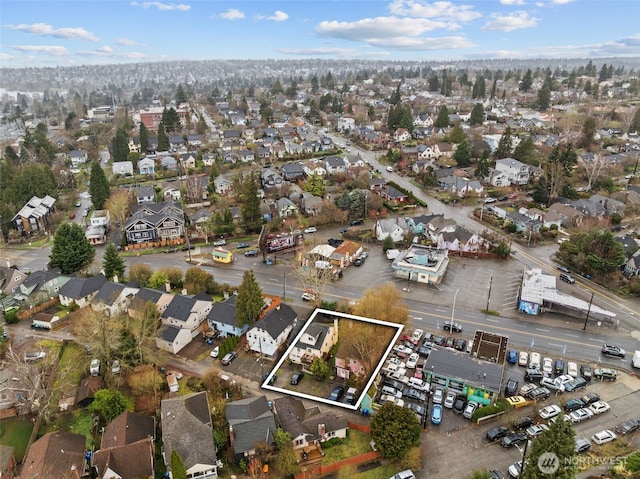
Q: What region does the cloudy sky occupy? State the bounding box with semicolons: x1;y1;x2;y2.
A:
1;0;639;68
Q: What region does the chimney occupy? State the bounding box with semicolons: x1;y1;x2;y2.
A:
318;424;325;437
165;281;171;293
113;274;119;283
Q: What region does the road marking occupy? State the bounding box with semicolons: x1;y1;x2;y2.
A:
548;343;563;347
485;318;499;323
535;328;550;332
565;334;579;338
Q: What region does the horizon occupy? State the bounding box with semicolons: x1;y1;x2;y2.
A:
1;0;639;69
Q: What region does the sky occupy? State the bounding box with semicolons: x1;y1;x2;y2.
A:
1;0;639;68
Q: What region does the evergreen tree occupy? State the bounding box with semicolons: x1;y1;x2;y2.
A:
89;389;130;423
447;124;466;144
581;116;597;147
513;137;536;164
170;450;187;479
474;151;490;179
428;74;440;92
434;105;450;128
490;79;497;99
103;242;126;281
89;162;110;209
494;126;513;159
162;107;181;133
175;84;188;104
520;69;533;92
521;415;576;479
453;138;471;167
310;74;319;94
157;122;169;151
370;404;421;460
49;223;95;274
470;103;485;126
236;270;264;327
630;107;640;133
241;174;262;233
390;84;401;105
537;86;551;111
139;122;149;152
112;127;129;162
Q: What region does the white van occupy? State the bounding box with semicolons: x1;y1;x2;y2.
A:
386;166;394;172
408;377;429;392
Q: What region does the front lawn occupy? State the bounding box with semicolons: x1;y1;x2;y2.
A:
0;416;34;462
322;429;374;464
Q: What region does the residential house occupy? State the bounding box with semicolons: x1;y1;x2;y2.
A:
391;244;450;285
281;162;305;181
346;155;366;169
138;157;156;176
161;295;212;336
394;128;411;142
624;249;640;277
207;295;249;338
0;265;28;296
505;211;542;233
70;149;88;167
435;225;483;252
317;136;333;151
163;185;181;201
288;319;339;366
548;202;584;227
169;135;185;151
128;137;141;153
180;152;197;169
0;365;39;412
91;281;139;316
160;155;178;171
156;324;193;354
273;396;349;451
92;411;155;479
239;149;254;162
299;192;324;216
436;142;454;158
379;185;408;205
11;195;56;235
246;304;297;357
277;197;298;218
202;153;216;167
331;240;363;267
124;201;185;245
187;134;202;147
59;273;108;308
135;185;155;204
112;161;134;176
214;175;234;195
417;144;438;160
20;431;87;478
261;168;283;188
413;113;433;128
128;287;174;319
225;396;277;463
374;217;408;242
495;158;531;185
10;268;70;307
161;392;218;479
90;210;110;230
301;160;327;177
589;194;625;216
337;116;356;131
406;213;444;235
324;156;348;174
486;168;511;187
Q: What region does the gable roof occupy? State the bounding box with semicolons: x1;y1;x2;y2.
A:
207;295;238;326
92;281;130;306
161;392;217;470
225;396;277;455
92;438;154;479
101;411;155;448
20;431;86;478
59;274;108;300
251;304;297;339
162;295;199;321
273;396;347;442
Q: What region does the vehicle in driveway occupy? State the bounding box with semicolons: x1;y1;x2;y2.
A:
431;404;443;424
90;358;100;376
432;387;444;404
221;351;237;365
505;377;519;396
453;395;466;414
444;391;456;408
501;432;527;448
486;426;510;441
304;227;317;234
591;430;617;445
290;372;304;385
575;437;591;454
463;400;479;419
328;386;345;402
344;387;358;405
389;469;416;479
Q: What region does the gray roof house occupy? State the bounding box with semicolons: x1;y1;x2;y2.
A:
59;273;108;308
246;304;297;357
161;392;218;478
374;217;408;242
91;281;139;316
226;396;277;463
277;197;298;218
156;324;193;354
281;162;305;181
135;185;155;204
12;195;56;235
161;295;212;335
206;295;249;338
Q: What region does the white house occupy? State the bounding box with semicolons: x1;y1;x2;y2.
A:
156;325;193;354
495;158;530;185
246;304;297;357
374;217;408;242
70;149;88;167
288;319;339;366
138;157;156;175
486;169;511;187
337;116;356;132
161;296;212;336
214;175;234;195
90;210;110;229
112;161;134;176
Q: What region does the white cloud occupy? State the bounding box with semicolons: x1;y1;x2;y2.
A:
278;46;390;58
481;11;538;31
13;45;69;56
368;35;475;50
316;16;448;41
95;46;113;54
0;53;12;61
7;23;99;42
218;8;245;20
387;0;482;22
130;1;190;11
550;0;574;4
500;0;527;4
122;52;146;59
116;38;137;46
267;10;289;22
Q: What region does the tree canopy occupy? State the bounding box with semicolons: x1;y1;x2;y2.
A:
240;174;263;233
558;229;625;275
521;413;576;478
89;162;110;210
370;403;421;459
434;105;450;128
236;269;264;327
89;389;130;423
352;283;408;324
49;223;95;273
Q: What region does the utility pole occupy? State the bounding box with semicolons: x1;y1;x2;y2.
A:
486;275;493;312
450;289;459;333
282;270;286;300
583;291;594;330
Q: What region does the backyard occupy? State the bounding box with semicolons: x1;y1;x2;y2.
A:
0;416;33;462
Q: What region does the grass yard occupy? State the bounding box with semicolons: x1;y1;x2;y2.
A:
0;416;34;462
322;429;374;464
358;463;406;479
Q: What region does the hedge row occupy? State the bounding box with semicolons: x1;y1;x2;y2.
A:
218;335;241;358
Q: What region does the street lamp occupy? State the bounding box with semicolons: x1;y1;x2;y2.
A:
450;289;459;333
583;291;594;330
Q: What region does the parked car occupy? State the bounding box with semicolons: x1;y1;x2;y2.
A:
559;272;576;284
453;395;467;414
442;321;462;332
244;249;259;257
567;361;578;378
350;219;364;226
486;426;510;441
353;256;366;266
557;265;571;273
564;398;586;412
570;408;594;423
237;242;250;249
591;430;617;445
290;372;304;385
564;377;587;392
221;351;237;365
508;461;525;478
444;391;456;408
589;401;610;415
454;338;467;351
431;404;443;424
511;416;534;431
432;387;444;404
554;359;565;376
210;346;219;358
406;353;419;369
593;368;618;381
90;358;100;376
328;386;345;402
526;424;549;438
528;352;541;370
505;377;519;396
111;360;121;374
411;329;424;344
524;368;546;382
463;400;479;419
527;387;551;401
519;383;537;397
601;344;626;358
539;405;562;420
575;438;592;454
518;351;529;367
507;350;518;364
542;357;553;375
304;227;317;234
581;392;601;406
403;388;426;402
301;290;318;301
389;470;416;479
580;364;593;381
213;239;227;246
614;418;640;435
501;432;527;448
444;337;455;349
344;387;358;405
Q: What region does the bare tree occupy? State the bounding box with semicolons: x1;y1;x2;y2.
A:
293;250;337;303
105;189;131;227
581;151;607;191
73;307;122;365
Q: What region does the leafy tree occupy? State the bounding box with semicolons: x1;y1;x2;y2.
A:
474;152;490;179
236;270;263;327
382;236;395;252
521;413;575;478
447;124;466;144
148;270;169;290
104;189;131;232
303;174;326;197
539;144;577;205
129;263;152;287
434;105;450;128
310;357;329;380
89;389;130;423
490;79;497;99
139;122;149;152
453;138;471;167
490;241;512;259
370;403;421;460
49;223;95;274
120;300;160;365
89;162;110;209
184;267;215;295
352;283;408;324
274;429;299;477
102;242;125;281
126;367;163;405
558;230;625;274
513;137;536;165
112;127;129;162
494;126;513;160
170;450;187;479
240;174;262;233
470;103;485;126
157;122;169;151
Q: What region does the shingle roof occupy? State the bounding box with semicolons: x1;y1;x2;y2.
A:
101;411;155;448
159;325;183;342
274;396;347;443
251;304;297;339
162;295;197;321
92;281;126;305
207;295;238;326
20;431;86;478
92;439;154;479
59;273;107;300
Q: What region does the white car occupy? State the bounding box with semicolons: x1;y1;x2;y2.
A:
89;358;100;376
569;408;594;423
303;227;317;234
556;375;574;386
518;351;529;367
542;357;553;375
210;346;219;358
393;344;413;356
444;391;456;409
567;361;578;378
213;239;227;246
406;353;419;369
526;424;549;438
519;383;537;396
432;387;444;404
529;352;541;370
589;401;610;415
539;405;562;420
111;360;121;374
411;329;424;344
592;430;617;445
508;461;526;478
380;395;404;407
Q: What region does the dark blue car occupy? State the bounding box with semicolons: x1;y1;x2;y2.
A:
507;349;518;364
